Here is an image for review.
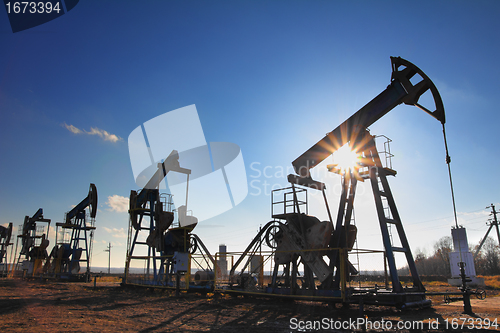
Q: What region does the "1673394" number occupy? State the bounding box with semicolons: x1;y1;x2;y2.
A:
5;2;61;14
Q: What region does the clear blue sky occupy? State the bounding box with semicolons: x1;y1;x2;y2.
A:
1;1;499;269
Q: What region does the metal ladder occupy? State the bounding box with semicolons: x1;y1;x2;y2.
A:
68;213;92;276
367;141;424;292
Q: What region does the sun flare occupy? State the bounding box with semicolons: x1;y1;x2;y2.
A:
332;144;359;172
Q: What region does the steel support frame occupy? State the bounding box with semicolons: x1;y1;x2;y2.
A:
328;172;357;289
329;137;424;294
126;190;162;283
67;213;92;279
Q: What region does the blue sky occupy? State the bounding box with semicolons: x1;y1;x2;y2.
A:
1;1;499;269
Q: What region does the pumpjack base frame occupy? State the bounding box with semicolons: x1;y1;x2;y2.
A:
220;215;430;310
44;273;91;282
218;286;430;309
122;279;214;293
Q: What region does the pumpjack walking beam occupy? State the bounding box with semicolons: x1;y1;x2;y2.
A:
292;57;445;178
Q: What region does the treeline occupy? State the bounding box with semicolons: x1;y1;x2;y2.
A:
410;236;500;277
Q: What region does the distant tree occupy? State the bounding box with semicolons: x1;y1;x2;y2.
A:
414;249;429;275
431;236;452;276
400;237;453;277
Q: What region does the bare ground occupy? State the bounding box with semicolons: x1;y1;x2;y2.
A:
0;278;499;332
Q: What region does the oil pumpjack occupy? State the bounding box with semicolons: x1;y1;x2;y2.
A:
0;223;13;276
124;150;215;291
225;57;447;308
44;184;97;281
14;208;51;277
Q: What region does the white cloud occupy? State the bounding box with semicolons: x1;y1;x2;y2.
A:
62;123;122;143
64;123;82;134
85;127;122;143
106;195;129;213
103;227;127;238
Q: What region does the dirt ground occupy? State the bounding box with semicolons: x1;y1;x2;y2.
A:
0;278;499;332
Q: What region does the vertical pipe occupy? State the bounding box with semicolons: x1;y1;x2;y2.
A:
108;243;111;274
185;174;190;211
322;188;333;224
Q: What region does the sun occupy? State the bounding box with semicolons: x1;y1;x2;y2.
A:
329;144;359;173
